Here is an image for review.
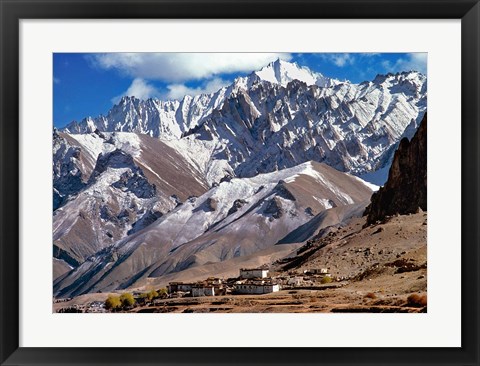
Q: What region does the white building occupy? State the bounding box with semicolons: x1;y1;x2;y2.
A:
234;282;280;294
304;268;329;275
167;282;194;293
191;286;216;297
205;277;222;285
239;268;269;279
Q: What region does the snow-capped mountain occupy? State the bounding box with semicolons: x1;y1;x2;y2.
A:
53;131;209;268
54;161;375;297
63;90;228;139
62;59;343;138
253;59;342;87
53;58;427;295
62;60;426;185
164;70;426;185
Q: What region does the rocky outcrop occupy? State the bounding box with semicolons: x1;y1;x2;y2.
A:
88;149;135;184
264;197;284;219
227;199;248;216
205;197;217;212
127;210;163;235
273;181;296;201
87;149;157;199
364;114;427;225
112;170;156;199
52;131;87;210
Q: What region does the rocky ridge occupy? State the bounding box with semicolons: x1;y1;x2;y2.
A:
364;114;427;225
61;59;427;185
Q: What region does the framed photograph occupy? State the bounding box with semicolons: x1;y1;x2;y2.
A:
1;0;479;365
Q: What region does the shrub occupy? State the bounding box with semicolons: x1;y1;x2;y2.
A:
146;290;159;301
321;276;332;284
365;292;377;299
407;293;427;307
154;288;168;299
120;293;135;308
158;288;168;296
105;295;121;311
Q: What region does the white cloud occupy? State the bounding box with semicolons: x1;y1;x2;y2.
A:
360;53;381;58
332;53;354;67
111;77;231;103
165;77;230;100
89;53;292;83
381;60;393;69
383;53;427;74
111;78;160;104
401;53;427;73
322;53;355;67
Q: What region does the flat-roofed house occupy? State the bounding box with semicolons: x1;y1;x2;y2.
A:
234;280;280;294
191;285;216;297
239;268;269;279
304;268;329;275
167;282;194;293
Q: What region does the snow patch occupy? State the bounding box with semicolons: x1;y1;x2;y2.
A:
313;197;334;209
351;175;380;191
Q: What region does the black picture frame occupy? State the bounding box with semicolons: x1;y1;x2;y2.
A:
1;1;479;365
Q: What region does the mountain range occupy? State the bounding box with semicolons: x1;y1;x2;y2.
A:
53;59;427;297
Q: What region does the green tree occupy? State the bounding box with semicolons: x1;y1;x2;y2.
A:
120;293;135;308
105;295;121;311
321;276;332;284
146;289;159;301
158;288;168;298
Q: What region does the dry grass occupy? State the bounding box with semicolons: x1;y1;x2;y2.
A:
321;276;332;284
407;293;427;307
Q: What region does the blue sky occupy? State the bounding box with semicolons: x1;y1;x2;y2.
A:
53;52;427;128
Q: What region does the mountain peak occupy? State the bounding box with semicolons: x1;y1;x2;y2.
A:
269;57;293;68
254;59;343;88
255;59;317;87
118;95;140;106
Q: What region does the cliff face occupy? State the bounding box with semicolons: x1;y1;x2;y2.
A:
364;114;427;225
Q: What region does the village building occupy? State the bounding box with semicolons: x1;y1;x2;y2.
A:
167;278;226;297
205;277;223;285
234;280;280;294
191;285;216;297
191;279;227;297
303;268;330;275
167;282;195;293
86;301;107;313
53;297;72;303
287;276;304;287
239;267;269;279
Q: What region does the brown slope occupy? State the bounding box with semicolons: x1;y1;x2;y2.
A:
63;132;210;199
53;162;374;297
134;134;209;200
59;132;98;177
277;202;368;245
267;212;427;313
53;133;209;266
53;258;73;280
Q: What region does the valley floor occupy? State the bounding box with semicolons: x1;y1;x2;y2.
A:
54;212;427;313
132;278;426;313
